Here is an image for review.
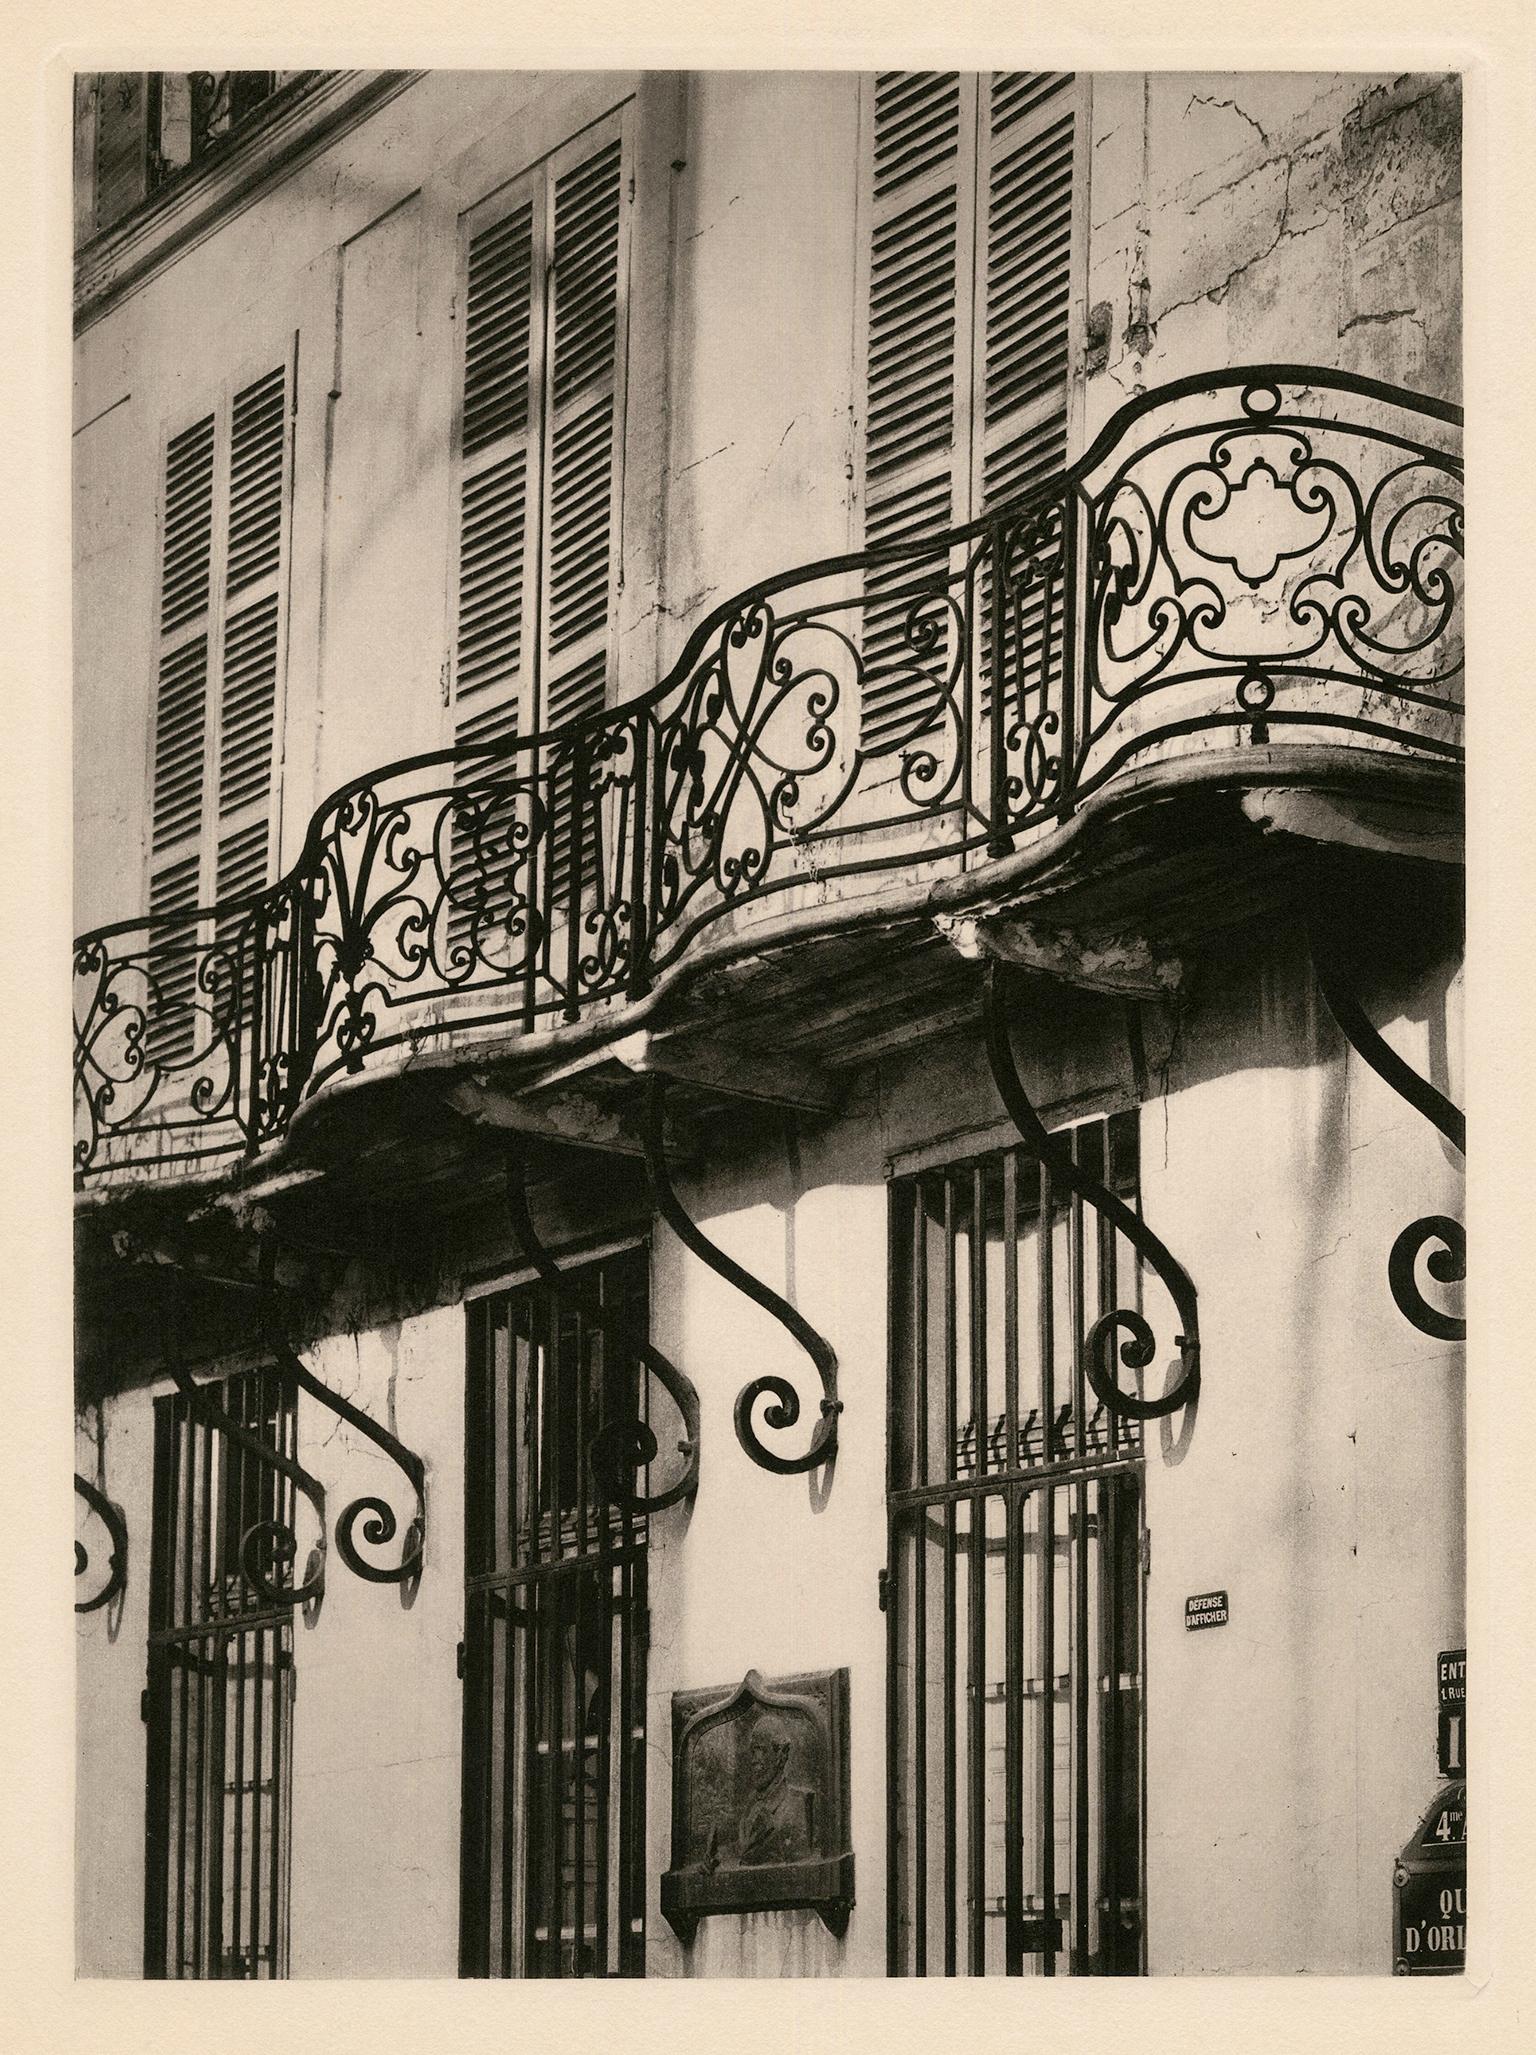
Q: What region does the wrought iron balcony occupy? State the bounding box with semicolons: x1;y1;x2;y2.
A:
74;368;1463;1187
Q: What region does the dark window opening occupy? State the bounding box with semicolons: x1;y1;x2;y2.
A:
143;1364;297;1979
460;1250;650;1978
886;1114;1147;1976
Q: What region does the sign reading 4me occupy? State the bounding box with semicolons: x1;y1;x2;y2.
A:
1393;1782;1465;1975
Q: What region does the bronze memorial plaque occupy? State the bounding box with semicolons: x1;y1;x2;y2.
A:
660;1667;854;1943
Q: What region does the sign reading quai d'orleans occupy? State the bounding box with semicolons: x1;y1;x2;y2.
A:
1393;1782;1465;1976
1184;1590;1228;1631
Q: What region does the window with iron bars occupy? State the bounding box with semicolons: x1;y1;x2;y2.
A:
143;1363;298;1979
886;1113;1146;1976
460;1250;650;1978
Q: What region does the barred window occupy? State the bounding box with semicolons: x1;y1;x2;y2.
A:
460;1249;650;1978
143;1364;298;1979
886;1112;1146;1976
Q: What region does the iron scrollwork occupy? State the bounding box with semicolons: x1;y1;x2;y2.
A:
501;1141;699;1513
74;370;1463;1189
641;1076;841;1475
74;1473;129;1614
1308;910;1465;1342
256;1244;428;1584
983;960;1200;1420
157;1266;329;1609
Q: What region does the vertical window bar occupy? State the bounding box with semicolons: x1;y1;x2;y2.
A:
190;1412;210;1976
594;1270;615;1974
912;1424;928;1973
1070;1135;1090;1972
499;1313;519;1975
941;1172;958;1976
174;1407;192;1971
1036;1152;1057;1976
617;1511;636;1974
1004;1485;1024;1973
913;1178;929;1489
885;1184;903;1978
966;1170;987;1973
250;1623;266;1976
230;1595;246;1969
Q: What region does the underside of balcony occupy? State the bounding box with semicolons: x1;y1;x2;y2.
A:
74;367;1463;1378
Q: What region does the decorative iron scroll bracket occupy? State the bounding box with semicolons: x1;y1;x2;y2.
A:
501;1141;699;1513
1307;909;1465;1342
157;1263;329;1608
74;1473;128;1614
983;960;1201;1420
641;1076;841;1475
256;1242;427;1585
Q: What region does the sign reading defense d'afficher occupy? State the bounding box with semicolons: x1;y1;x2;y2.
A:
1185;1590;1228;1631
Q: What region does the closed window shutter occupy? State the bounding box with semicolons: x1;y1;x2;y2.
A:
455;196;540;753
149;414;215;1062
860;73;966;752
980;73;1074;506
543;134;624;915
542;135;623;733
449;119;628;951
978;74;1075;715
148;362;288;1050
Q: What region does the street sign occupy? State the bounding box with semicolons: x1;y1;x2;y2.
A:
1393;1781;1465;1975
1438;1707;1464;1778
1437;1649;1465;1707
1184;1590;1228;1631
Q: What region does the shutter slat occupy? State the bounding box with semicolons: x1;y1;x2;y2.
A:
227;368;286;595
991;72;1075;136
985;109;1074;443
145;852;202;1065
160;417;215;633
456;453;528;700
873;73;960;200
551;140;622;409
463;201;534;458
218;596;278;817
152;640;207;853
546;393;614;657
865;186;957;482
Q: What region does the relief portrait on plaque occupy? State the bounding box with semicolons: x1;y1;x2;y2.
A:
662;1669;854;1941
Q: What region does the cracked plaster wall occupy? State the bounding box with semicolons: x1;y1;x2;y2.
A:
1085;73;1461;436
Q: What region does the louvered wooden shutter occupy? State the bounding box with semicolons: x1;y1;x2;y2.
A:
541;134;624;735
455;194;540;765
860;73;969;752
149;414;215;1060
542;134;625;920
979;74;1074;506
977;74;1076;717
149;363;288;1051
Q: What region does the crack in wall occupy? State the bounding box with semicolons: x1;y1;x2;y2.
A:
1152;153;1328;331
1185;92;1271;151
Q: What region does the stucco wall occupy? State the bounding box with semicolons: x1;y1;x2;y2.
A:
1086;71;1461;435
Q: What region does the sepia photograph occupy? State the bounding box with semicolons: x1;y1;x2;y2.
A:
69;61;1466;1983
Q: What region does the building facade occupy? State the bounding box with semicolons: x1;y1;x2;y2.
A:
72;68;1464;1979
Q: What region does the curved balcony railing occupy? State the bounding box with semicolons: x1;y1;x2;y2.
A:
74;368;1463;1185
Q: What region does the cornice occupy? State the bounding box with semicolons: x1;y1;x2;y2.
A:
74;70;425;334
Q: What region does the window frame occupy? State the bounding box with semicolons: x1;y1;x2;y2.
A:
444;103;633;750
142;1362;299;1980
459;1244;653;1979
144;334;297;923
884;1110;1149;1978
